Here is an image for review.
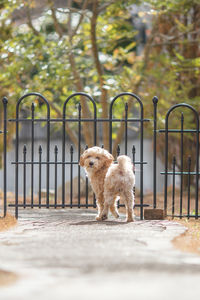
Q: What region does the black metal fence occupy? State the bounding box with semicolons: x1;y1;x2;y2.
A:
162;104;199;219
0;92;199;219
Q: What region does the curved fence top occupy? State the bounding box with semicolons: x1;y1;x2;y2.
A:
165;103;199;128
16;92;50;116
63;92;96;116
109;92;143;116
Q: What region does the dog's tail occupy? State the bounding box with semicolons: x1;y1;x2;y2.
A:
117;155;134;171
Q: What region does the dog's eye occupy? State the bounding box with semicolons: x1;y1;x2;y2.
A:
87;155;91;159
96;156;100;160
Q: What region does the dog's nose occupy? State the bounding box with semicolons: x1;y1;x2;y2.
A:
89;161;94;166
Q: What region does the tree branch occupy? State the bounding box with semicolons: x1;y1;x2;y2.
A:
48;0;64;38
151;39;200;46
98;1;116;13
112;21;158;156
66;0;94;146
91;0;109;149
25;2;39;36
72;0;89;37
158;28;200;41
47;99;82;151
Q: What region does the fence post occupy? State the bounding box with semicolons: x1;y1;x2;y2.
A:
152;96;158;209
2;97;8;217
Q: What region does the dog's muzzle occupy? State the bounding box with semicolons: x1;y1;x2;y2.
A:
89;161;94;167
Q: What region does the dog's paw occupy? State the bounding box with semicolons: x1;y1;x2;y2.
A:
96;215;103;221
102;214;108;221
96;214;108;221
115;213;119;219
126;217;134;223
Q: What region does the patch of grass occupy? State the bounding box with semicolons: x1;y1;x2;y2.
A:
0;270;18;286
172;219;200;255
0;215;18;286
0;214;17;232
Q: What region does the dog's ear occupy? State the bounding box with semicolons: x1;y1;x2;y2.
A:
105;153;114;167
79;155;85;167
108;153;114;161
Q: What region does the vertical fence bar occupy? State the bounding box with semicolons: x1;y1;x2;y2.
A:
85;176;88;208
164;118;169;214
172;156;176;219
132;145;136;206
180;113;184;219
31;103;35;208
152;96;158;209
78;103;81;208
2;97;8;217
140;107;144;220
93;102;97;207
54;145;58;208
117;144;121;208
94;108;97;147
109;108;113;154
84;145;88;208
46;108;50;209
117;144;120;157
15;104;19;219
70;145;73;208
38;145;42;208
132;145;136;165
187;156;191;219
195;120;199;219
23;145;27;208
125;103;128;155
62;116;66;208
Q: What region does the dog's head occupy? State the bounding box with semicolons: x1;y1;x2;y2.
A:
79;146;114;172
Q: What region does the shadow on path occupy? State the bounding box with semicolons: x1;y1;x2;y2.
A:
70;220;128;226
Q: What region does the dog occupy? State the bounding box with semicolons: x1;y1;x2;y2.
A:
79;146;135;222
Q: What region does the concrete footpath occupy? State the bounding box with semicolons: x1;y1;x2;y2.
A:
0;209;200;300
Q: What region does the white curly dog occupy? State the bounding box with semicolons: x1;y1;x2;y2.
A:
80;146;135;222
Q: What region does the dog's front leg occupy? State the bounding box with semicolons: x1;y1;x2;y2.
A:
101;202;109;220
95;194;104;221
100;191;115;221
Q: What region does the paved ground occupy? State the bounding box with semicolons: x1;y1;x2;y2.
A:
0;209;200;300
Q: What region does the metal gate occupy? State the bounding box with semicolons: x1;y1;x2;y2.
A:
0;92;199;219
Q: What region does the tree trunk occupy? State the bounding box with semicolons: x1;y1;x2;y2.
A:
90;0;109;149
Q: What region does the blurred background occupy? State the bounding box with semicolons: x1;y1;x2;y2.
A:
0;0;199;206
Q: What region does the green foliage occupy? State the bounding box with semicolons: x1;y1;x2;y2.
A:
138;0;200;174
0;0;199;164
0;0;137;110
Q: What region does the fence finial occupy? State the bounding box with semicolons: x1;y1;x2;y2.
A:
54;145;58;154
70;144;74;153
23;145;27;154
152;96;158;104
181;112;184;121
2;97;8;104
39;145;42;154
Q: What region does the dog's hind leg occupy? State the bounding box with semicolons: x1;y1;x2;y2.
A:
110;197;119;219
124;190;134;222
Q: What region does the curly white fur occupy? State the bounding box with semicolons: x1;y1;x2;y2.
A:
80;146;135;222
